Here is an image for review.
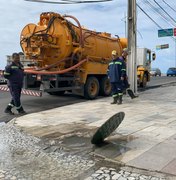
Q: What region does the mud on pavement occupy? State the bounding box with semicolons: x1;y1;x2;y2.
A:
0;123;175;180
0;123;95;180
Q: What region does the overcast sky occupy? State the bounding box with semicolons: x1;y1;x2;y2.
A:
0;0;176;73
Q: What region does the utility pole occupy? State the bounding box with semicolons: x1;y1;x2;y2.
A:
127;0;137;94
121;13;127;38
175;38;176;67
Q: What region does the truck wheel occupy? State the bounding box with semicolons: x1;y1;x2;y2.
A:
140;74;147;88
84;77;99;99
99;76;111;96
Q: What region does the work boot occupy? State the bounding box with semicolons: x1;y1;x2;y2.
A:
111;96;118;104
127;89;138;99
17;106;27;115
117;95;123;105
4;105;14;115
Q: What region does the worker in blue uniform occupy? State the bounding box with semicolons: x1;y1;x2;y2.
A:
4;52;26;115
107;50;126;105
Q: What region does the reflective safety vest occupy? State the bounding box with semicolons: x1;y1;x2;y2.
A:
107;58;126;83
4;62;24;86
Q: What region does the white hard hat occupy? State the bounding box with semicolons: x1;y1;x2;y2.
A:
112;50;117;56
122;48;128;53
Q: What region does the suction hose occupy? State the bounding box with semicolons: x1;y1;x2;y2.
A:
24;59;87;75
32;57;72;71
63;14;84;47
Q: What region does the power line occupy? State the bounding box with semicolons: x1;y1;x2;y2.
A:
153;0;176;25
137;3;162;29
142;0;175;27
162;0;176;14
137;3;176;42
24;0;111;4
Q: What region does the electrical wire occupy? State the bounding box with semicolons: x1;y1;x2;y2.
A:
137;3;176;42
137;4;162;29
153;0;176;25
162;0;176;14
142;0;175;27
24;0;111;4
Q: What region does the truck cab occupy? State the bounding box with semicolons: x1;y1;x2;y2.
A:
137;48;155;88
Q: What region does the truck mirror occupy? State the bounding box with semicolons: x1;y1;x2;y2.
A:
152;53;156;60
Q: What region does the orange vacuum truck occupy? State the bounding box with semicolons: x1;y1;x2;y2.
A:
19;12;127;99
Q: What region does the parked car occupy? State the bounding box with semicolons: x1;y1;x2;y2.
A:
166;67;176;76
150;68;161;76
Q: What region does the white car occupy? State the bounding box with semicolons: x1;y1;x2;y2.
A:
0;75;7;84
150;68;161;76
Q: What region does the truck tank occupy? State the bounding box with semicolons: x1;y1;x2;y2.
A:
18;12;128;99
20;12;127;73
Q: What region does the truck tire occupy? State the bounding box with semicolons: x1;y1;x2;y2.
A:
99;76;111;96
140;74;147;88
84;76;99;99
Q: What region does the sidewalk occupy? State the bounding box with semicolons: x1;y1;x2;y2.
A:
12;83;176;177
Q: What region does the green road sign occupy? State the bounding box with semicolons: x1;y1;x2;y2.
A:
158;29;173;37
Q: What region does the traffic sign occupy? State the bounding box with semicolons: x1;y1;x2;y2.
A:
158;29;173;37
156;44;169;50
161;44;169;49
156;45;161;50
174;28;176;36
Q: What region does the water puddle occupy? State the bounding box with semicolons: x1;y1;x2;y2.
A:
41;134;93;157
41;132;136;162
92;140;130;160
109;134;138;144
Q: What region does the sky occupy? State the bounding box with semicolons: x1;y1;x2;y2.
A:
0;0;176;73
